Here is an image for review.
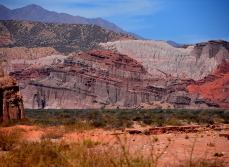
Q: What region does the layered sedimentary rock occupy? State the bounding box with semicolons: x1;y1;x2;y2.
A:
13;50;217;109
100;40;229;80
0;65;25;122
21;50;151;109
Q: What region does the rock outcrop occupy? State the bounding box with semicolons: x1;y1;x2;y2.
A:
0;64;25;122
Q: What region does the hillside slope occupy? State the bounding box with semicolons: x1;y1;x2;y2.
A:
0;20;135;54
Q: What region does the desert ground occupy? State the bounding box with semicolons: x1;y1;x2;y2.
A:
1;123;228;167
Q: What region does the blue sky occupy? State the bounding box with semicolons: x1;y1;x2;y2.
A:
1;0;229;44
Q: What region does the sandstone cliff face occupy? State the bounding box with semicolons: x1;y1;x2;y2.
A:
0;66;25;122
100;40;229;80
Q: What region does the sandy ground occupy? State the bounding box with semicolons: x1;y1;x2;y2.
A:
1;124;229;167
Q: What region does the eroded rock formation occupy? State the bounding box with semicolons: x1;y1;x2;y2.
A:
11;50;220;109
0;64;25;122
21;50;151;109
1;20;228;109
100;40;229;80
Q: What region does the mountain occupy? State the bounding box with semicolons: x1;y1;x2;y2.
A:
166;40;184;47
0;4;144;39
0;20;228;109
0;20;135;54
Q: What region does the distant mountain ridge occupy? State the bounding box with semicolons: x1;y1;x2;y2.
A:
166;40;184;47
0;4;144;39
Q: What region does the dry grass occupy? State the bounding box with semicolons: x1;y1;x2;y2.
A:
0;129;226;167
0;129;22;151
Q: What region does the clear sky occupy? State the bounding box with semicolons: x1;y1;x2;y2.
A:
1;0;229;44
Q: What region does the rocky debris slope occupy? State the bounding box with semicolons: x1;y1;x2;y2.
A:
100;40;229;80
0;64;25;122
0;20;135;54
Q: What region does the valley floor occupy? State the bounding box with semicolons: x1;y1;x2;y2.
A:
0;124;229;167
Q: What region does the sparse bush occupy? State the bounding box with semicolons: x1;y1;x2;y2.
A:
214;152;224;157
83;139;101;148
207;142;215;147
185;135;190;139
164;117;182;126
153;137;159;142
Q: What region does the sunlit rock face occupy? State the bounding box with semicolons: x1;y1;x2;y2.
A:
100;40;229;80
